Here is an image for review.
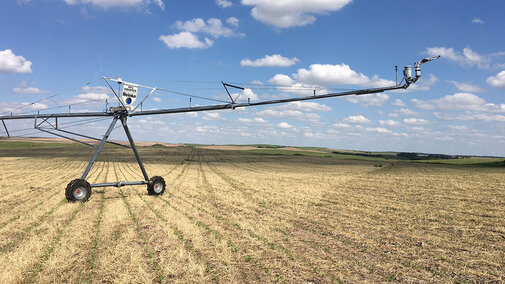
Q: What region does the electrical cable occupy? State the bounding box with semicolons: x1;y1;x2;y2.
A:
0;78;102;116
6;117;110;134
156;87;230;104
14;97;109;116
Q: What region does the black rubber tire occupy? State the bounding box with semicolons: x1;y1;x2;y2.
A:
65;179;91;202
147;176;166;196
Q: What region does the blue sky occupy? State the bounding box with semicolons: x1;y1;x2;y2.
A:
1;0;505;156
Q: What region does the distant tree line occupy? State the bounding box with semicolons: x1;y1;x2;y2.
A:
396;152;459;160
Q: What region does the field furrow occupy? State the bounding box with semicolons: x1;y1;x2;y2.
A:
0;143;503;283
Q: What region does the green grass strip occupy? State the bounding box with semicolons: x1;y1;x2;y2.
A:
28;202;83;283
120;191;164;283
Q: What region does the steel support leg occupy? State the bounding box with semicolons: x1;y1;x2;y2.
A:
120;116;149;181
1;120;9;138
81;117;118;180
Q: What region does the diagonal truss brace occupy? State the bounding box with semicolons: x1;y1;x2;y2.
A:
80;112;150;188
221;81;245;107
1;119;9;138
33;116;130;148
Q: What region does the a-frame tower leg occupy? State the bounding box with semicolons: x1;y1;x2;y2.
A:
65;112;166;202
81;116;119;180
120;115;149;181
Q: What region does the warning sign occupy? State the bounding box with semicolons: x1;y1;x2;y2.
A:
122;83;138;105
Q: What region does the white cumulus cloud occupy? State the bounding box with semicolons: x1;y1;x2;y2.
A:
366;127;392;134
486;70;505;89
390;108;419;116
216;0;232;8
333;122;350;128
425;47;490;69
175;18;238;38
241;54;299;67
268;73;326;96
238;117;266;124
160;17;242;49
413;93;505;112
280;101;331;112
391;98;406;107
472;18;484;24
256;109;320;122
22;102;48;110
277;122;293;129
13;86;47;95
343;115;370;124
449;81;484;93
403;118;429;125
346;93;389;107
227;17;239;27
203;112;225;120
0;49;32;73
241;0;352;28
379;119;399;127
293;63;395;87
159;32;214;49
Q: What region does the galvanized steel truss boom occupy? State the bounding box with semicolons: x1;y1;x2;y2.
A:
0;56;439;201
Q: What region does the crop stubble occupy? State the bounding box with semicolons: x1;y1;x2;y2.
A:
0;145;504;283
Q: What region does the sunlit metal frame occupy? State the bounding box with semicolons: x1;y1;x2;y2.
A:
0;56;439;201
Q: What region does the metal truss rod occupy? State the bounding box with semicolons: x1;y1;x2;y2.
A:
36;127;96;148
131;87;157;113
0;111;111;121
120;115;149;181
90;180;148;188
103;77;127;109
222;81;236;104
81;117;119;180
54;128;130;148
130;83;407;117
1;120;9;138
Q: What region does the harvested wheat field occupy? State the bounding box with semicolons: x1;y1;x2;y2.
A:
0;141;504;283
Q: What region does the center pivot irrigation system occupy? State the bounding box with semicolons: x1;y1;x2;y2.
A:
0;56;439;202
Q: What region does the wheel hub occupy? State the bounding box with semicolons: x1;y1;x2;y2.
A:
74;187;86;199
153;182;163;193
